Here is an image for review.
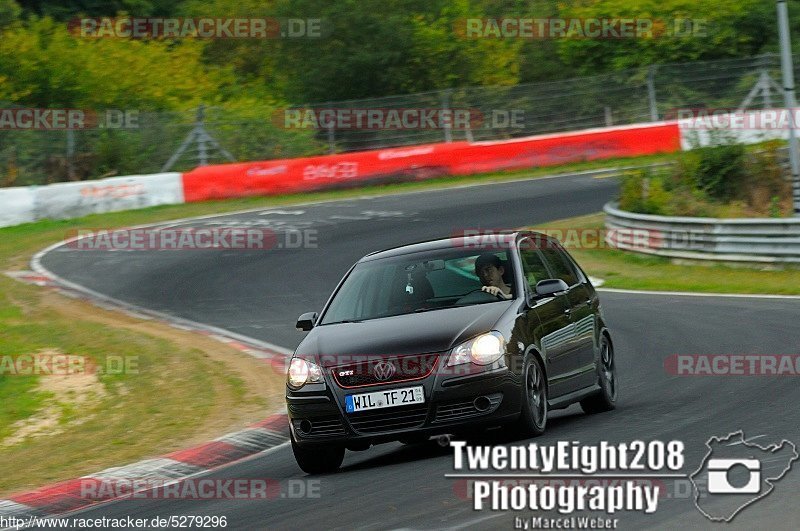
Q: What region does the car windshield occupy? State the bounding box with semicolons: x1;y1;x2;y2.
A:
320;247;516;324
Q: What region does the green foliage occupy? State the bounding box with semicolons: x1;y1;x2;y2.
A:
742;140;787;197
0;0;21;26
5;0;799;112
618;169;671;215
769;196;781;218
620;141;792;218
221;0;522;102
16;0;179;20
207;97;324;163
0;17;227;109
556;0;776;73
680;142;746;201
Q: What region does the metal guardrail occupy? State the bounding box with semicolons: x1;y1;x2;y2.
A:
604;202;800;263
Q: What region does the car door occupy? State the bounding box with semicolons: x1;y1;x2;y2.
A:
538;240;597;390
517;237;576;398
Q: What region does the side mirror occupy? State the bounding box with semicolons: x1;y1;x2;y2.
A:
534;279;569;299
296;312;318;332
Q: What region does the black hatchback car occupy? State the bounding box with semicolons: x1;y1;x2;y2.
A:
286;231;617;473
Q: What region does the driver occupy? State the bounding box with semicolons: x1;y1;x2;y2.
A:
474;253;512;300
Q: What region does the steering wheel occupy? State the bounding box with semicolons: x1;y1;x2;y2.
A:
455;288;503;305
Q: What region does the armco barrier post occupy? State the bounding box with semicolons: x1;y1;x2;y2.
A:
327;124;336;154
647;65;659;122
442;89;453;143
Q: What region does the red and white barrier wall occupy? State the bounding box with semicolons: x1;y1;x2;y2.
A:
0;173;183;228
3;116;769;228
678;109;793;150
181;121;681;201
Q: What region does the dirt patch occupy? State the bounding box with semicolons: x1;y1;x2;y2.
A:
36;290;286;449
0;348;108;448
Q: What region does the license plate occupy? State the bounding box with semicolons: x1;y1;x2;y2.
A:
345;386;425;413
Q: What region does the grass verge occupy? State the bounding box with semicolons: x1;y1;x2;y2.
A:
529;213;800;295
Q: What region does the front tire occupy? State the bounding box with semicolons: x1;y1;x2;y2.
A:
580;334;617;414
511;354;548;437
291;433;345;474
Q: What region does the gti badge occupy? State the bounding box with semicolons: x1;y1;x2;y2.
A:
373;361;396;381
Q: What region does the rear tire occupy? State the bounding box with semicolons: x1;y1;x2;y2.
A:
291;434;345;474
511;354;548;437
580;334;617;414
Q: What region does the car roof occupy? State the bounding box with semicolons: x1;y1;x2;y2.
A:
360;230;551;262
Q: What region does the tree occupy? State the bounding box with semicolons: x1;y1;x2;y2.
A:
555;0;776;73
0;17;226;109
265;0;520;103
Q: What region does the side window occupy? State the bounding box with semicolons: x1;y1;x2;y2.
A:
556;244;587;283
519;239;550;292
539;243;579;286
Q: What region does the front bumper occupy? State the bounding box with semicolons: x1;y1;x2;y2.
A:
287;363;522;447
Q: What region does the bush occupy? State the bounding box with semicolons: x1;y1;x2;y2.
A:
743;140;791;213
618;169;671;215
680;142;746;201
619;140;792;218
618;171;645;213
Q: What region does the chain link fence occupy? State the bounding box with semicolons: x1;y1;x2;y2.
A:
0;53;793;186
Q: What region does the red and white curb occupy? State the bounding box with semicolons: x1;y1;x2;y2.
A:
0;413;291;520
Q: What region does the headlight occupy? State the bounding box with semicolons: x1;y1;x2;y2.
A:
287;357;324;389
447;332;506;366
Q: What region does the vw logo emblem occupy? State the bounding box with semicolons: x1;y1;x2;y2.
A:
373;361;396;381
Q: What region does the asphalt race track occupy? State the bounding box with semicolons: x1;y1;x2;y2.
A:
37;172;800;530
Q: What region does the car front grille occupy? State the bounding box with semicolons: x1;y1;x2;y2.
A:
434;393;503;423
347;404;429;434
332;353;440;388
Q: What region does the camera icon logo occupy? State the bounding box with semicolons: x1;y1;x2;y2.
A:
706;458;761;494
690;431;798;522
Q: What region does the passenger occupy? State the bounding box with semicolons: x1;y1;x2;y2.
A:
474;253;512;300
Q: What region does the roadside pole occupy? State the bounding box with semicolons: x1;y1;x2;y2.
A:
777;0;800;216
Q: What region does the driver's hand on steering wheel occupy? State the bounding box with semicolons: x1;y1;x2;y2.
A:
481;286;511;300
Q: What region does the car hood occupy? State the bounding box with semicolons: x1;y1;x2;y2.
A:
297;302;512;366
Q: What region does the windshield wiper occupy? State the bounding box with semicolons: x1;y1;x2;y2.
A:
323;319;364;325
413;304;479;313
413;307;444;313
